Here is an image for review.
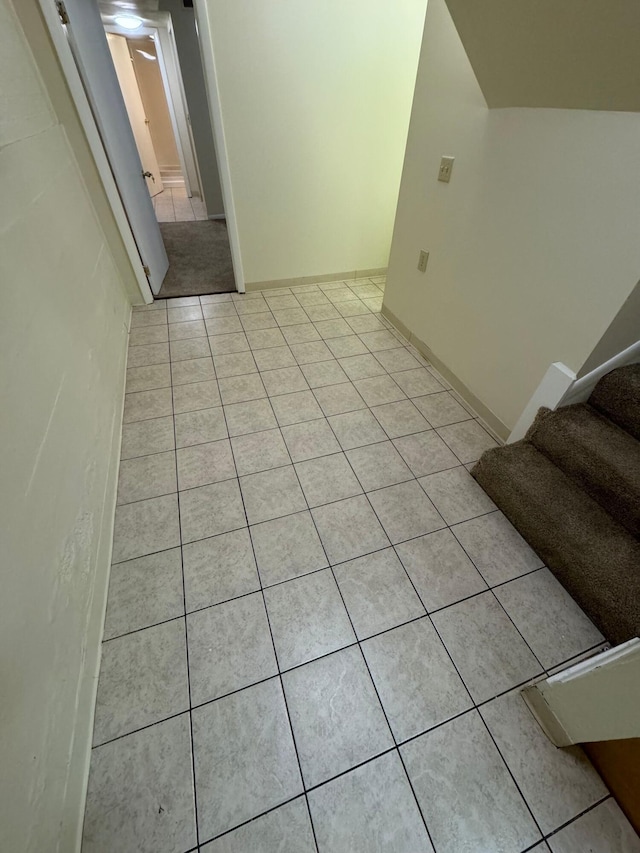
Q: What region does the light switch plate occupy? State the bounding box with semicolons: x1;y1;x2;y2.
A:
417;250;429;273
438;156;454;183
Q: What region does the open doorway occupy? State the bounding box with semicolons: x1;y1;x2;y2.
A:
100;3;235;298
52;0;236;297
103;16;207;221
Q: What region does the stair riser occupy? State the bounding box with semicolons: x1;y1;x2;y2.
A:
473;442;640;646
589;364;640;442
527;405;640;537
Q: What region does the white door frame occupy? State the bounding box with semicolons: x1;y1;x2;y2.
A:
193;0;245;292
38;0;153;304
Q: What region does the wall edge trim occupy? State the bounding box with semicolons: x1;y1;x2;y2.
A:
246;268;387;292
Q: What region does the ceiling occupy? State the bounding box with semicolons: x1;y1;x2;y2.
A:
98;0;160;12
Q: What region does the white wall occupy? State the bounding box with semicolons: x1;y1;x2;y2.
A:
199;0;427;284
384;0;640;434
0;1;132;849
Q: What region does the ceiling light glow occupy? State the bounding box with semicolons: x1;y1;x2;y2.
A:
114;14;143;30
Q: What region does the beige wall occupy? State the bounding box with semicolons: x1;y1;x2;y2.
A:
200;0;427;284
129;37;181;170
385;0;640;434
0;1;133;850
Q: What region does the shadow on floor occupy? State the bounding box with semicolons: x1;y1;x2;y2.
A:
157;220;235;298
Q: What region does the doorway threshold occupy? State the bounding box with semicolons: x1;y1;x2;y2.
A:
156;220;236;298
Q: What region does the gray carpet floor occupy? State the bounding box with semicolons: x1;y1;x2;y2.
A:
157;220;235;298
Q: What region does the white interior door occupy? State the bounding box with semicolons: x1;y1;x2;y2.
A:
107;33;163;198
60;0;168;295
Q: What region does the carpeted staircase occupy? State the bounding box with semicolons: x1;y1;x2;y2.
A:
473;364;640;646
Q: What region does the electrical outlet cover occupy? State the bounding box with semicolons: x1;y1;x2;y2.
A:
438;156;454;183
418;250;429;273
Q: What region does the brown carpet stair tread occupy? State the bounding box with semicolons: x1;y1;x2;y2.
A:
527;403;640;536
473;440;640;646
589;363;640;442
472;363;640;647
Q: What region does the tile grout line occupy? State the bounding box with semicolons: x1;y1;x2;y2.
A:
196;768;604;853
445;518;553;675
102;552;549;648
319;410;479;846
120;321;561;676
318;407;555;843
108;293;610;848
216;373;322;853
273;403;439;848
88;663;571;761
120;320;579;704
169;333;201;850
116;441;475;510
392;544;549;845
325;552;438;849
542;793;613;844
252;387;347;851
119;388;475;457
128;301;488;459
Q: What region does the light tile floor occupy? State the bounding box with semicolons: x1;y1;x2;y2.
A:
154;186;209;223
82;277;639;853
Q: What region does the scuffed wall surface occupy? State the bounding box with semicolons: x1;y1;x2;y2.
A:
0;0;131;849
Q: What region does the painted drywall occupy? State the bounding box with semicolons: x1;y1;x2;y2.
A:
129;37;181;170
384;0;640;432
0;1;132;849
446;0;640;112
197;0;427;284
159;0;224;214
580;280;640;376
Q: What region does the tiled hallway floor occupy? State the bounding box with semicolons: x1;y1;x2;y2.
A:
154;186;209;223
82;278;639;853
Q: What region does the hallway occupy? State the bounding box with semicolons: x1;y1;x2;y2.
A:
83;279;634;853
